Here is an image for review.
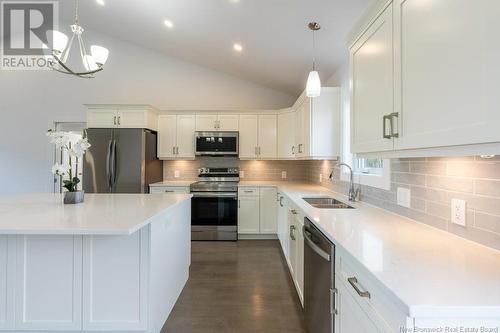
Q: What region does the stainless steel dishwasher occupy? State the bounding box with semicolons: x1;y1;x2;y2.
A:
303;218;335;333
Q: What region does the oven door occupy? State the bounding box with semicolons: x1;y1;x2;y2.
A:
195;132;239;156
191;192;238;240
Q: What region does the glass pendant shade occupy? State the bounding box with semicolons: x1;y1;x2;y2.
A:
90;45;109;65
51;30;68;54
83;55;99;71
306;70;321;97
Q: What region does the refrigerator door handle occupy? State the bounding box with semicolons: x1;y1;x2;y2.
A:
110;140;117;189
106;140;113;192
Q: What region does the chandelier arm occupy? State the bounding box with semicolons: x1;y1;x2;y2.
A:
62;33;76;63
51;53;103;77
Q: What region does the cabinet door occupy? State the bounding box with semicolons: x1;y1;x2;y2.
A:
288;209;298;275
83;231;148;331
394;0;500;150
350;4;394;153
239;115;258;159
217;114;239;131
295;216;304;304
335;277;381;333
176;115;196;158
158;115;177;158
238;196;260;234
259;187;278;234
277;195;289;258
0;236;13;330
15;236;82;331
87;109;117;128
117;109;147;128
195;114;217;131
294;100;310;158
258;115;277;158
278;112;296;159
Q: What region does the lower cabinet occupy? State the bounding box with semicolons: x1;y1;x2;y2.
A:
335;276;381;333
277;193;289;258
14;235;83;331
238;186;278;236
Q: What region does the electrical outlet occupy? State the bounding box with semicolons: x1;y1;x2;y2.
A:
240;170;245;178
397;187;411;208
281;171;287;179
319;174;323;182
174;170;180;178
451;199;466;227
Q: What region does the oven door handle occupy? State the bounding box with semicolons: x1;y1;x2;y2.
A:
191;192;238;198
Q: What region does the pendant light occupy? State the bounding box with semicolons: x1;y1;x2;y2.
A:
306;22;321;98
46;0;109;78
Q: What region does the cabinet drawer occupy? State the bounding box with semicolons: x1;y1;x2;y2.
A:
150;186;190;194
238;187;259;196
336;249;408;332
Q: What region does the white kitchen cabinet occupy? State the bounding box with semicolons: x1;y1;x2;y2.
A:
239;114;277;159
259;187;278;234
149;185;190;194
278;111;296;159
393;0;500;150
293;88;340;159
277;193;289;258
0;236;13;330
288;207;298;277
217;114;239;131
335;276;381;333
158;114;195;159
14;235;82;331
239;115;259;159
195;114;239;131
295;215;304;304
238;195;260;234
87;106;158;130
82;230;148;331
350;3;395;154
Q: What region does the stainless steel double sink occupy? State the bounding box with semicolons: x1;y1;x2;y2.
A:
303;197;355;209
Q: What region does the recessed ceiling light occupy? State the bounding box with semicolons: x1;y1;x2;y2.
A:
164;19;174;29
96;0;105;6
233;43;243;52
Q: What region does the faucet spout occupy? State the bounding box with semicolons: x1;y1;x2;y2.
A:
331;162;360;202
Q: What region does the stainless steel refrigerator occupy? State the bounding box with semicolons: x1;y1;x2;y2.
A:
83;128;163;193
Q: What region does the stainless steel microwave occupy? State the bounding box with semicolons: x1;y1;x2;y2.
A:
195;132;239;156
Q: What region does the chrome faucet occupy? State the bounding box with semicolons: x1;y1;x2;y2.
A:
329;162;360;202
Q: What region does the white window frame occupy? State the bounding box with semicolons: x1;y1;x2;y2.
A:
339;83;391;191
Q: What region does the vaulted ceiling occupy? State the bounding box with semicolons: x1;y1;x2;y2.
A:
58;0;372;96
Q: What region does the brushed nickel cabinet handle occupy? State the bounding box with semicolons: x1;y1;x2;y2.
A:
289;225;296;240
113;116;117;126
390;112;399;138
279;196;284;207
347;277;371;299
117;116;121;125
292;146;295;154
383;114;392;139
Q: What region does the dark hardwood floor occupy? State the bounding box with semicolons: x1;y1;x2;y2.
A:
162;240;307;333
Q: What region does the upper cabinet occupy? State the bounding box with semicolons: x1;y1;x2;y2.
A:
86;105;158;131
350;4;394;154
239;114;277;159
195;114;239;131
293;88;341;160
350;0;500;155
278;111;296;159
158;114;196;159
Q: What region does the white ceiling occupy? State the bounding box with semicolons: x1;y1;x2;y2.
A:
58;0;372;96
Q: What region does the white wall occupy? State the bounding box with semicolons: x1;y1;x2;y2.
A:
0;29;295;195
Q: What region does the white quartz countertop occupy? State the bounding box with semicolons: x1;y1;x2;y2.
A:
0;193;192;235
149;180;196;187
241;181;500;317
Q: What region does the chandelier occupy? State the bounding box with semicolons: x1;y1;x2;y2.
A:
47;0;109;78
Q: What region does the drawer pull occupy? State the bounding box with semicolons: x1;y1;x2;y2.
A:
243;190;254;193
347;277;371;299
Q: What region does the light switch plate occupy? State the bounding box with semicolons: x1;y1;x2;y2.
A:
397;187;411;208
281;171;287;179
451;198;466;227
240;170;245;178
174;170;180;178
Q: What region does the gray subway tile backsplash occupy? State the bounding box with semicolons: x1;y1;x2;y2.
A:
162;156;500;251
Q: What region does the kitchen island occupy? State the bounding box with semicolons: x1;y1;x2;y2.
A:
0;193;192;333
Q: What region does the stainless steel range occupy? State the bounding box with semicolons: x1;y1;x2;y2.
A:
190;167;239;241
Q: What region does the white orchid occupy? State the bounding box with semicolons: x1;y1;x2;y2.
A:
51;162;70;176
46;130;72;148
69;137;91;157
